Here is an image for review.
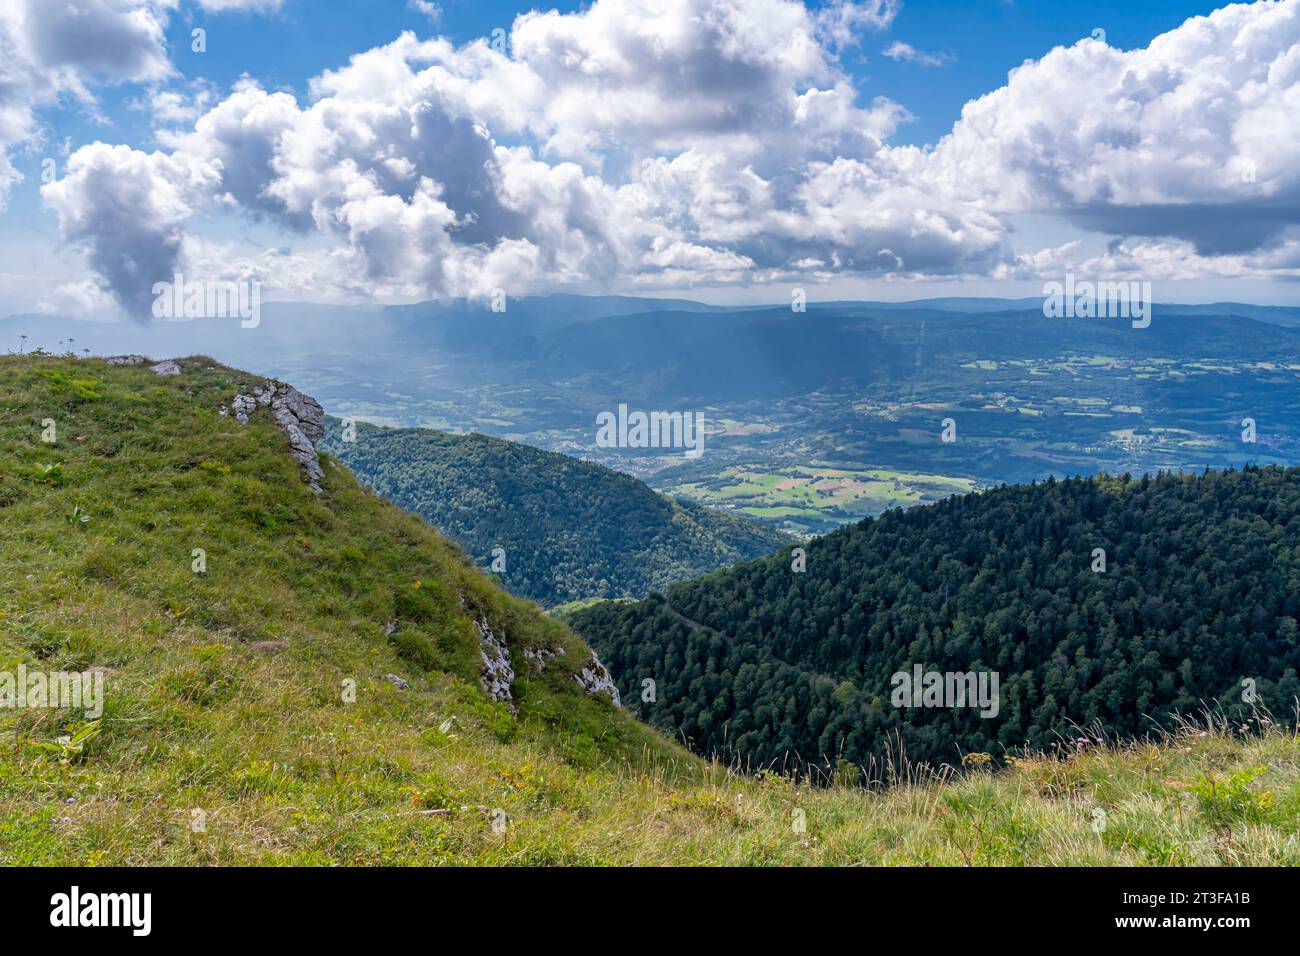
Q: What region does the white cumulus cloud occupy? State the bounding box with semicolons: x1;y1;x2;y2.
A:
930;0;1300;255
0;0;178;209
31;0;1300;315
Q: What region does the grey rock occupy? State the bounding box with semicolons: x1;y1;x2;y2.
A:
383;673;409;690
105;354;148;366
272;409;325;492
231;393;257;424
271;384;325;443
523;645;565;673
149;360;181;376
575;652;621;706
476;617;515;705
226;381;326;493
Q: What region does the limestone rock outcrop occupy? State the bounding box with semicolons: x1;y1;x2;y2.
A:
477;617;515;705
575;653;621;706
226;380;326;492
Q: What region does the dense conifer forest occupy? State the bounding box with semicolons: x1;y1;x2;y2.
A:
568;467;1300;772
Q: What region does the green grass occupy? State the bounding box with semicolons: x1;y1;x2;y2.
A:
2;355;1298;865
548;596;634;618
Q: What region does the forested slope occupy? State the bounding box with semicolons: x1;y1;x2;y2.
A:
568;468;1300;771
320;419;791;606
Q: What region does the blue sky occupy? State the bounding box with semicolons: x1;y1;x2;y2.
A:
1;0;1296;315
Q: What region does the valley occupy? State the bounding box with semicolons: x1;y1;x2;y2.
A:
8;299;1300;540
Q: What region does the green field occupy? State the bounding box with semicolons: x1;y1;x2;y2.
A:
666;465;976;535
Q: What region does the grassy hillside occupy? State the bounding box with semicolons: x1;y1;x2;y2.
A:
569;467;1300;771
318;418;791;606
1;354;1297;866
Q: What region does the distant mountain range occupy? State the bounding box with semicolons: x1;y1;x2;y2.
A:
813;297;1300;325
6;293;1299;363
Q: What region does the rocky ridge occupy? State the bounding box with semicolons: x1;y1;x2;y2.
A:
108;355;327;493
224;380;326;492
120;357;621;711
